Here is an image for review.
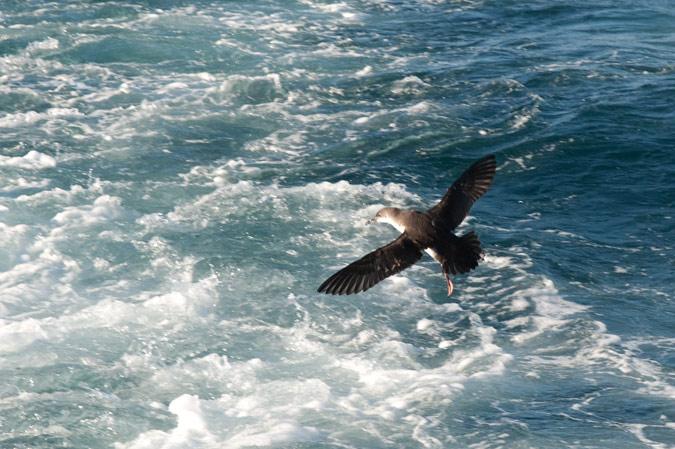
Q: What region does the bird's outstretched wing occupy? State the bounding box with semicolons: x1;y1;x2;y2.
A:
317;234;423;295
428;154;496;230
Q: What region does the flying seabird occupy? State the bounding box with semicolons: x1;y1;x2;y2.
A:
317;154;496;296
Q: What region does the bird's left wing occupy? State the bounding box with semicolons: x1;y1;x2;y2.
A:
317;234;423;295
427;154;496;230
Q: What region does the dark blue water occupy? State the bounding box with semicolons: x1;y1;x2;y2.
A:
0;1;673;448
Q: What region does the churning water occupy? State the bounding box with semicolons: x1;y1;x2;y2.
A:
0;1;674;448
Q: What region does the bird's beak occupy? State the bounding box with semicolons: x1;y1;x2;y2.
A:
365;218;375;226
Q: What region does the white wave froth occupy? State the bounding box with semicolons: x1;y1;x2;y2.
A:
116;391;321;449
115;311;510;449
0;150;57;169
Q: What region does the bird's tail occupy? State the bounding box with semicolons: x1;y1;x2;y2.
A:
444;231;483;275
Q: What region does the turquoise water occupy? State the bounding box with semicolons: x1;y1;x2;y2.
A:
1;1;674;448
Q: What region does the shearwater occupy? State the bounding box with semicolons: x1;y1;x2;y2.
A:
318;154;496;296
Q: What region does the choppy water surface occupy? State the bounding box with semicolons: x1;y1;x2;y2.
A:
0;1;674;448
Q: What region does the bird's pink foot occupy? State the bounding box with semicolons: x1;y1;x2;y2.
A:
445;273;453;296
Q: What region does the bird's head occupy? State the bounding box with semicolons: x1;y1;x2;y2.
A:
365;207;403;231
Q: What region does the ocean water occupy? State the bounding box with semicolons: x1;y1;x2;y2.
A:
0;0;674;448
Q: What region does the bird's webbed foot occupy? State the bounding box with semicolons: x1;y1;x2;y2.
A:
444;272;454;296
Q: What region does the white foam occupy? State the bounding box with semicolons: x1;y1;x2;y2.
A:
157;81;190;94
51;195;124;226
312;42;364;58
484;254;531;270
355;65;373;77
225;421;321;448
105;228;510;449
25;37;59;53
303;1;366;22
165;177;422;236
391;76;430;95
508;277;588;345
0;107;82;128
218;73;281;94
117;372;325;448
0;270;219;354
502;265;675;406
0;150;57;169
169;394;210;435
624;423;675;449
512;113;531;129
510;297;530;311
416;318;436;333
0;177;51;193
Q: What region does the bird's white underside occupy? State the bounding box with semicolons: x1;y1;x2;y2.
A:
376;216;440;262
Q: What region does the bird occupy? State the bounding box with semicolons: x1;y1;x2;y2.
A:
317;154;496;296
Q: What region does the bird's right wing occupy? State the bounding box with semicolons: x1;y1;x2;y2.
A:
317;234;423;295
427;154;496;230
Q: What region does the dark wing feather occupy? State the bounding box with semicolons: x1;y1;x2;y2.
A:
427;154;496;230
317;234;423;295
